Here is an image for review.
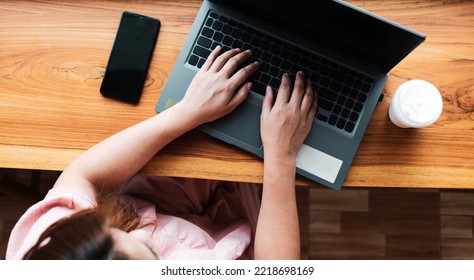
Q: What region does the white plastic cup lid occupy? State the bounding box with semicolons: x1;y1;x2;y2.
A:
389;80;443;128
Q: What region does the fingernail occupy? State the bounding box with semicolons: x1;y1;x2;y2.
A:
298;71;304;76
214;45;221;50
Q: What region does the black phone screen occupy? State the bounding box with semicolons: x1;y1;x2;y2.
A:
100;11;160;104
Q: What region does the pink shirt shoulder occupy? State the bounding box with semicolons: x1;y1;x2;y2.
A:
6;187;250;260
6;187;97;260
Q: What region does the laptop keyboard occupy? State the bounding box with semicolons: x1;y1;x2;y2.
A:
187;11;374;134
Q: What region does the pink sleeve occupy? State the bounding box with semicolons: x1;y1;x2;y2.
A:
5;187;97;260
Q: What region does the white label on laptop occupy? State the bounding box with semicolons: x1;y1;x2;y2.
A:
296;144;343;184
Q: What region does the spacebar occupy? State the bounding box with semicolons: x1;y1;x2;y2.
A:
250;81;267;96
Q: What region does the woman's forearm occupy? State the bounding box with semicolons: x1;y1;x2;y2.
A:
53;104;200;195
255;156;300;260
255;73;315;260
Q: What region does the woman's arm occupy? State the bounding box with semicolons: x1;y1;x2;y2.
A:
255;72;317;259
53;46;260;198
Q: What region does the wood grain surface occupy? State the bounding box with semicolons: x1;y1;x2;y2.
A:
0;0;473;188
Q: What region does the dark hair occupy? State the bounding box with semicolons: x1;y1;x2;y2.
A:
23;198;144;260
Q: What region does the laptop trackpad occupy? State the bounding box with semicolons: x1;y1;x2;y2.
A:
208;101;262;149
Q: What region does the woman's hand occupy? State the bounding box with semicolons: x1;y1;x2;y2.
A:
177;46;260;125
260;71;318;161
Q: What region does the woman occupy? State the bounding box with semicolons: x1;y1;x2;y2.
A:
6;46;317;260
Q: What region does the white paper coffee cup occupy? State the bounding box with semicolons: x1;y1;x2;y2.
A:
389;80;443;128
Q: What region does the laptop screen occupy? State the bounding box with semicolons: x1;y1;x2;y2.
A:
221;0;425;73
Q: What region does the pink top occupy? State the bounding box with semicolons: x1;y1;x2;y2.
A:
6;177;260;260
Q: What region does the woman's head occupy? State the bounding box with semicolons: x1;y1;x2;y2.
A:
23;200;156;260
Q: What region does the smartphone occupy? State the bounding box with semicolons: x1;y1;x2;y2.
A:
100;11;160;104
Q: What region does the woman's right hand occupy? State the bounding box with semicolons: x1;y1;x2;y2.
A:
260;71;318;161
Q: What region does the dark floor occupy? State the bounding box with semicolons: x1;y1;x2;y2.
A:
1;168;474;260
298;186;474;260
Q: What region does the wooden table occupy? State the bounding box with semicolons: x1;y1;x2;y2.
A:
1;0;473;189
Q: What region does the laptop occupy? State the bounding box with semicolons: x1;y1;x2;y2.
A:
155;0;426;190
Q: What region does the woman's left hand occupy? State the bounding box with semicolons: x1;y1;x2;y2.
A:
177;46;260;125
